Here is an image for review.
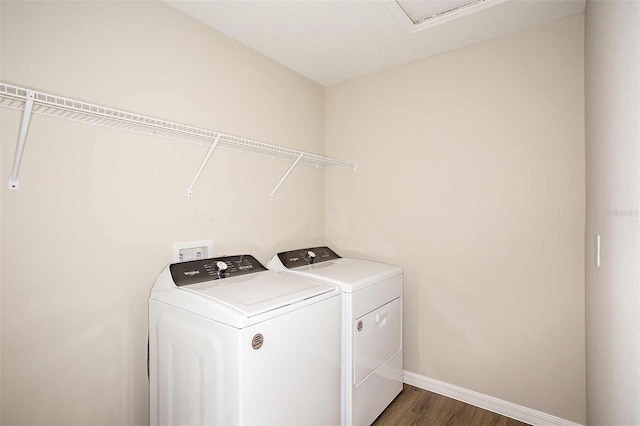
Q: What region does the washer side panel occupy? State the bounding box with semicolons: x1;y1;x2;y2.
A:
149;300;239;426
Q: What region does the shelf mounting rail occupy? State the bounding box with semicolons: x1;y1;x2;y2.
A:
0;82;356;197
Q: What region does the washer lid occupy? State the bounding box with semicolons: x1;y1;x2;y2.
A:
181;270;335;317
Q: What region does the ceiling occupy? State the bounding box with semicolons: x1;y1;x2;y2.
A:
167;0;585;87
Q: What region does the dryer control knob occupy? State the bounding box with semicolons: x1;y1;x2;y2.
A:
216;261;228;271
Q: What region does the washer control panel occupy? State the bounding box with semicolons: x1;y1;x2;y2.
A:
170;255;267;286
277;246;341;268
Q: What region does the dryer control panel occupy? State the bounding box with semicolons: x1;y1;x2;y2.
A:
277;246;341;269
170;255;267;286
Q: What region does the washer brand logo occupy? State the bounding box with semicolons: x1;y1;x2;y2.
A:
183;270;200;276
252;333;264;350
290;257;299;262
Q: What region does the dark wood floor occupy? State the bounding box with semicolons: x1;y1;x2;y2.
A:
372;384;530;426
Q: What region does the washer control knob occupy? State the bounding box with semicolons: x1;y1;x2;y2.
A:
305;250;316;264
216;261;228;271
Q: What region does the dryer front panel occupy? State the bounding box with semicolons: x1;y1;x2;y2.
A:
353;297;402;386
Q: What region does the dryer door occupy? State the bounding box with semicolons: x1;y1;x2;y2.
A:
353;297;402;385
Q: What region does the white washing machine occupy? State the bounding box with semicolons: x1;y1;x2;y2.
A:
149;254;342;426
267;247;403;426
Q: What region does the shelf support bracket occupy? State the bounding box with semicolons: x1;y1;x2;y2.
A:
187;134;221;196
8;90;35;190
270;152;304;200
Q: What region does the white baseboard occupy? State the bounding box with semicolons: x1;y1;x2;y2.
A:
403;371;583;426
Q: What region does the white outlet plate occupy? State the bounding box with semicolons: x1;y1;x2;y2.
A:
173;240;213;263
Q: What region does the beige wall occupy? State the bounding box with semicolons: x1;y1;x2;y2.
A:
585;1;640;424
325;15;585;423
0;2;325;424
1;3;589;425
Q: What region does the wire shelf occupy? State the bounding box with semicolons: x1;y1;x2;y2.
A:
0;82;354;169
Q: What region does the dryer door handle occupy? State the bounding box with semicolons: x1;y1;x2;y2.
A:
376;312;388;328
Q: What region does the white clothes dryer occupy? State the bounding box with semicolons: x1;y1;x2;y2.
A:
149;254;341;426
267;247;403;426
